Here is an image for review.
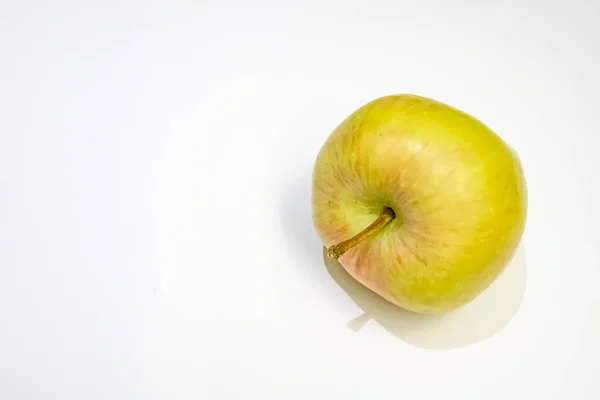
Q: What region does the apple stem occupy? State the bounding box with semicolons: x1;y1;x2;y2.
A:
327;207;396;260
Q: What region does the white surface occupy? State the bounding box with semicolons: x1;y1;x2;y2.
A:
1;1;599;399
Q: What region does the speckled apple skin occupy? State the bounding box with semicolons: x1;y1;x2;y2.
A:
312;95;527;315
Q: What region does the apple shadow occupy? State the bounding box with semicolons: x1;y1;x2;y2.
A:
278;177;335;288
323;244;528;350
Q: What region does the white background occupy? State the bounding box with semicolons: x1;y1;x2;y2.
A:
1;1;599;399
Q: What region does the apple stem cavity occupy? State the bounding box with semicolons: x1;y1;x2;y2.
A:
327;207;396;260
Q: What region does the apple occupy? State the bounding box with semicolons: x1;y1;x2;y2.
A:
312;94;527;315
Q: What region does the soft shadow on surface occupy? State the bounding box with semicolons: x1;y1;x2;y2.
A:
323;244;527;350
279;177;329;277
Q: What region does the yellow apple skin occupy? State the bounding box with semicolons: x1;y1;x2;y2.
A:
312;94;527;315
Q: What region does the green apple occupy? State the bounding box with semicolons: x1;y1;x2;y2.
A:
312;94;527;315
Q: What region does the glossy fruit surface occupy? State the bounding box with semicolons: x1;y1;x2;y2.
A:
312;94;527;314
